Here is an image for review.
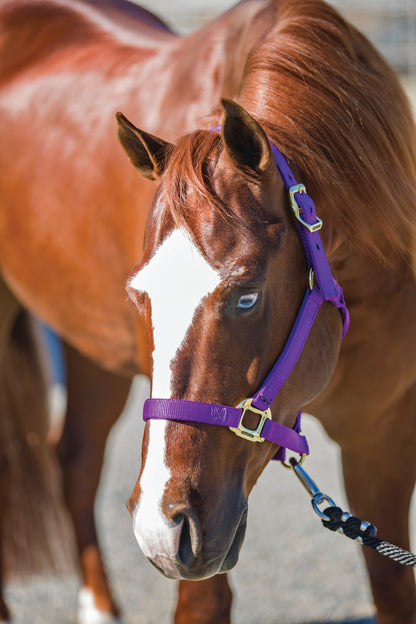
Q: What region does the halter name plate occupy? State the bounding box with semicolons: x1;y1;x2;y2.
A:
143;130;349;461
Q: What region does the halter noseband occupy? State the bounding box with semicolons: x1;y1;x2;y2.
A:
143;130;349;461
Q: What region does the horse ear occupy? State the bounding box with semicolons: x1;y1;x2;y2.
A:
116;112;172;180
220;99;272;173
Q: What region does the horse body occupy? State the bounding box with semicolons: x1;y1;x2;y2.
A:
0;1;415;623
0;0;265;374
0;1;285;621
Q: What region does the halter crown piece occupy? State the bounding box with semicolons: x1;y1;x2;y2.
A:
143;126;349;461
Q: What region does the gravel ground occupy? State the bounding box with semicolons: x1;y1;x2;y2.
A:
4;2;416;623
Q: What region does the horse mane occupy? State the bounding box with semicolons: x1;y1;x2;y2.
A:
239;0;416;270
164;0;416;274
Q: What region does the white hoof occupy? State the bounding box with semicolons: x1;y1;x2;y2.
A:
78;588;123;624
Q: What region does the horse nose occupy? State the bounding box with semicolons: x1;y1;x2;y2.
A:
130;501;202;578
170;506;202;570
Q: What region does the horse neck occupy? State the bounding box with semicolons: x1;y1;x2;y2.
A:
187;0;276;102
119;1;273;139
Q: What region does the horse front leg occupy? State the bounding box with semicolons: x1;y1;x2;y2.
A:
57;343;132;624
174;575;232;624
340;390;416;624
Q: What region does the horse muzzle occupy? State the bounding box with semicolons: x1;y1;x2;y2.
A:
129;494;248;580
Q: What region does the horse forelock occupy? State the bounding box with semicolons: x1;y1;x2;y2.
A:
239;0;416;273
161;129;273;251
162;130;226;230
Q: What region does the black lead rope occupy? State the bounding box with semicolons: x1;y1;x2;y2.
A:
285;458;416;567
322;506;416;566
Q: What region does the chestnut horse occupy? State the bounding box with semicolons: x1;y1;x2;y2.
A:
1;1;416;623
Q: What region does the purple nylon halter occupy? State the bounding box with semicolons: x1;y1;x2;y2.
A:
143;130;349;461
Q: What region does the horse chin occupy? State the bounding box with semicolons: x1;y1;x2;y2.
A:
148;558;183;580
172;507;248;581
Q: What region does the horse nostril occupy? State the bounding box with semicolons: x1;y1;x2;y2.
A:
173;509;202;569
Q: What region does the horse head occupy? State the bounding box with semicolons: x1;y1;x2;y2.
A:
117;99;344;580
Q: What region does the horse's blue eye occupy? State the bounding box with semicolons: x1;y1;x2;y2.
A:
237;292;259;310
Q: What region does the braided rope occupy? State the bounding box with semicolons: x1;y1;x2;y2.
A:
286;458;416;567
322;507;416;567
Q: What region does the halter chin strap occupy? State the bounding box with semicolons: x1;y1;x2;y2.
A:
143;132;349;461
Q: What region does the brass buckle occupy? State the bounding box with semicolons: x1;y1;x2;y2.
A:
289;184;323;233
230;398;272;443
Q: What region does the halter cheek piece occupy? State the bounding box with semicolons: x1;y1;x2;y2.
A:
143;129;349;461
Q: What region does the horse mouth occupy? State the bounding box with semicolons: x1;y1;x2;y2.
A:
219;506;248;573
173;506;248;580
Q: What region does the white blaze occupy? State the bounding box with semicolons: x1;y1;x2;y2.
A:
129;228;220;398
129;228;221;570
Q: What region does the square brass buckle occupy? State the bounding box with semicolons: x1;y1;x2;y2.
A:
230;398;272;443
289;184;323;233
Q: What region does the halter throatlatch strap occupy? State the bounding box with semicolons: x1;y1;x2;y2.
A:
143;131;349;461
